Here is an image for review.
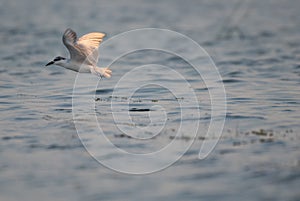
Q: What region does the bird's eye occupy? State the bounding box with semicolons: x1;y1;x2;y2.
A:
54;56;66;61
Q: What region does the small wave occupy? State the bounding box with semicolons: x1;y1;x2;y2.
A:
54;108;72;113
221;78;243;83
2;135;34;141
50;71;64;76
217;58;258;66
47;144;82;150
226;114;265;120
225;71;243;77
129;108;151;112
95;88;113;94
28;143;82;150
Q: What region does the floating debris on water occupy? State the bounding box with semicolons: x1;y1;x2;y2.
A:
114;134;132;139
129;108;151;112
251;129;273;137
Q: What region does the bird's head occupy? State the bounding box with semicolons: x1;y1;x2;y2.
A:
45;56;67;66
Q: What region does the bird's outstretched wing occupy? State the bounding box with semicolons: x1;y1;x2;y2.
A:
62;28;105;66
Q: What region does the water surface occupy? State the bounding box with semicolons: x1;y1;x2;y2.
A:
0;0;300;200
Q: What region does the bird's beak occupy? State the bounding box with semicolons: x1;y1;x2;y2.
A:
45;61;54;66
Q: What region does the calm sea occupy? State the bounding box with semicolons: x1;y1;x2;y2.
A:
0;0;300;200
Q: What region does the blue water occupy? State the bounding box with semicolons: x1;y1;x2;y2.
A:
1;0;300;200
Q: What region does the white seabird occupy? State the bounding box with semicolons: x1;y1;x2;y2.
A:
46;28;112;78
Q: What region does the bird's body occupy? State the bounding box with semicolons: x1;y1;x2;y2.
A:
46;28;112;78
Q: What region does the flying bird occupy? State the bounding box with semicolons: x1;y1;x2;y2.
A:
46;28;112;78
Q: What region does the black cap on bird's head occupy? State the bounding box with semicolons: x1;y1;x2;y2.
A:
45;56;66;66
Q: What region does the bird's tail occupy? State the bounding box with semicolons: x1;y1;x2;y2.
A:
92;67;112;78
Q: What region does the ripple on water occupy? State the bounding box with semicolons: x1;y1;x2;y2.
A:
226;114;265;120
1;1;300;200
221;78;244;83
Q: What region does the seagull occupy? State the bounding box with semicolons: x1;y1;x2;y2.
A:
46;28;112;78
